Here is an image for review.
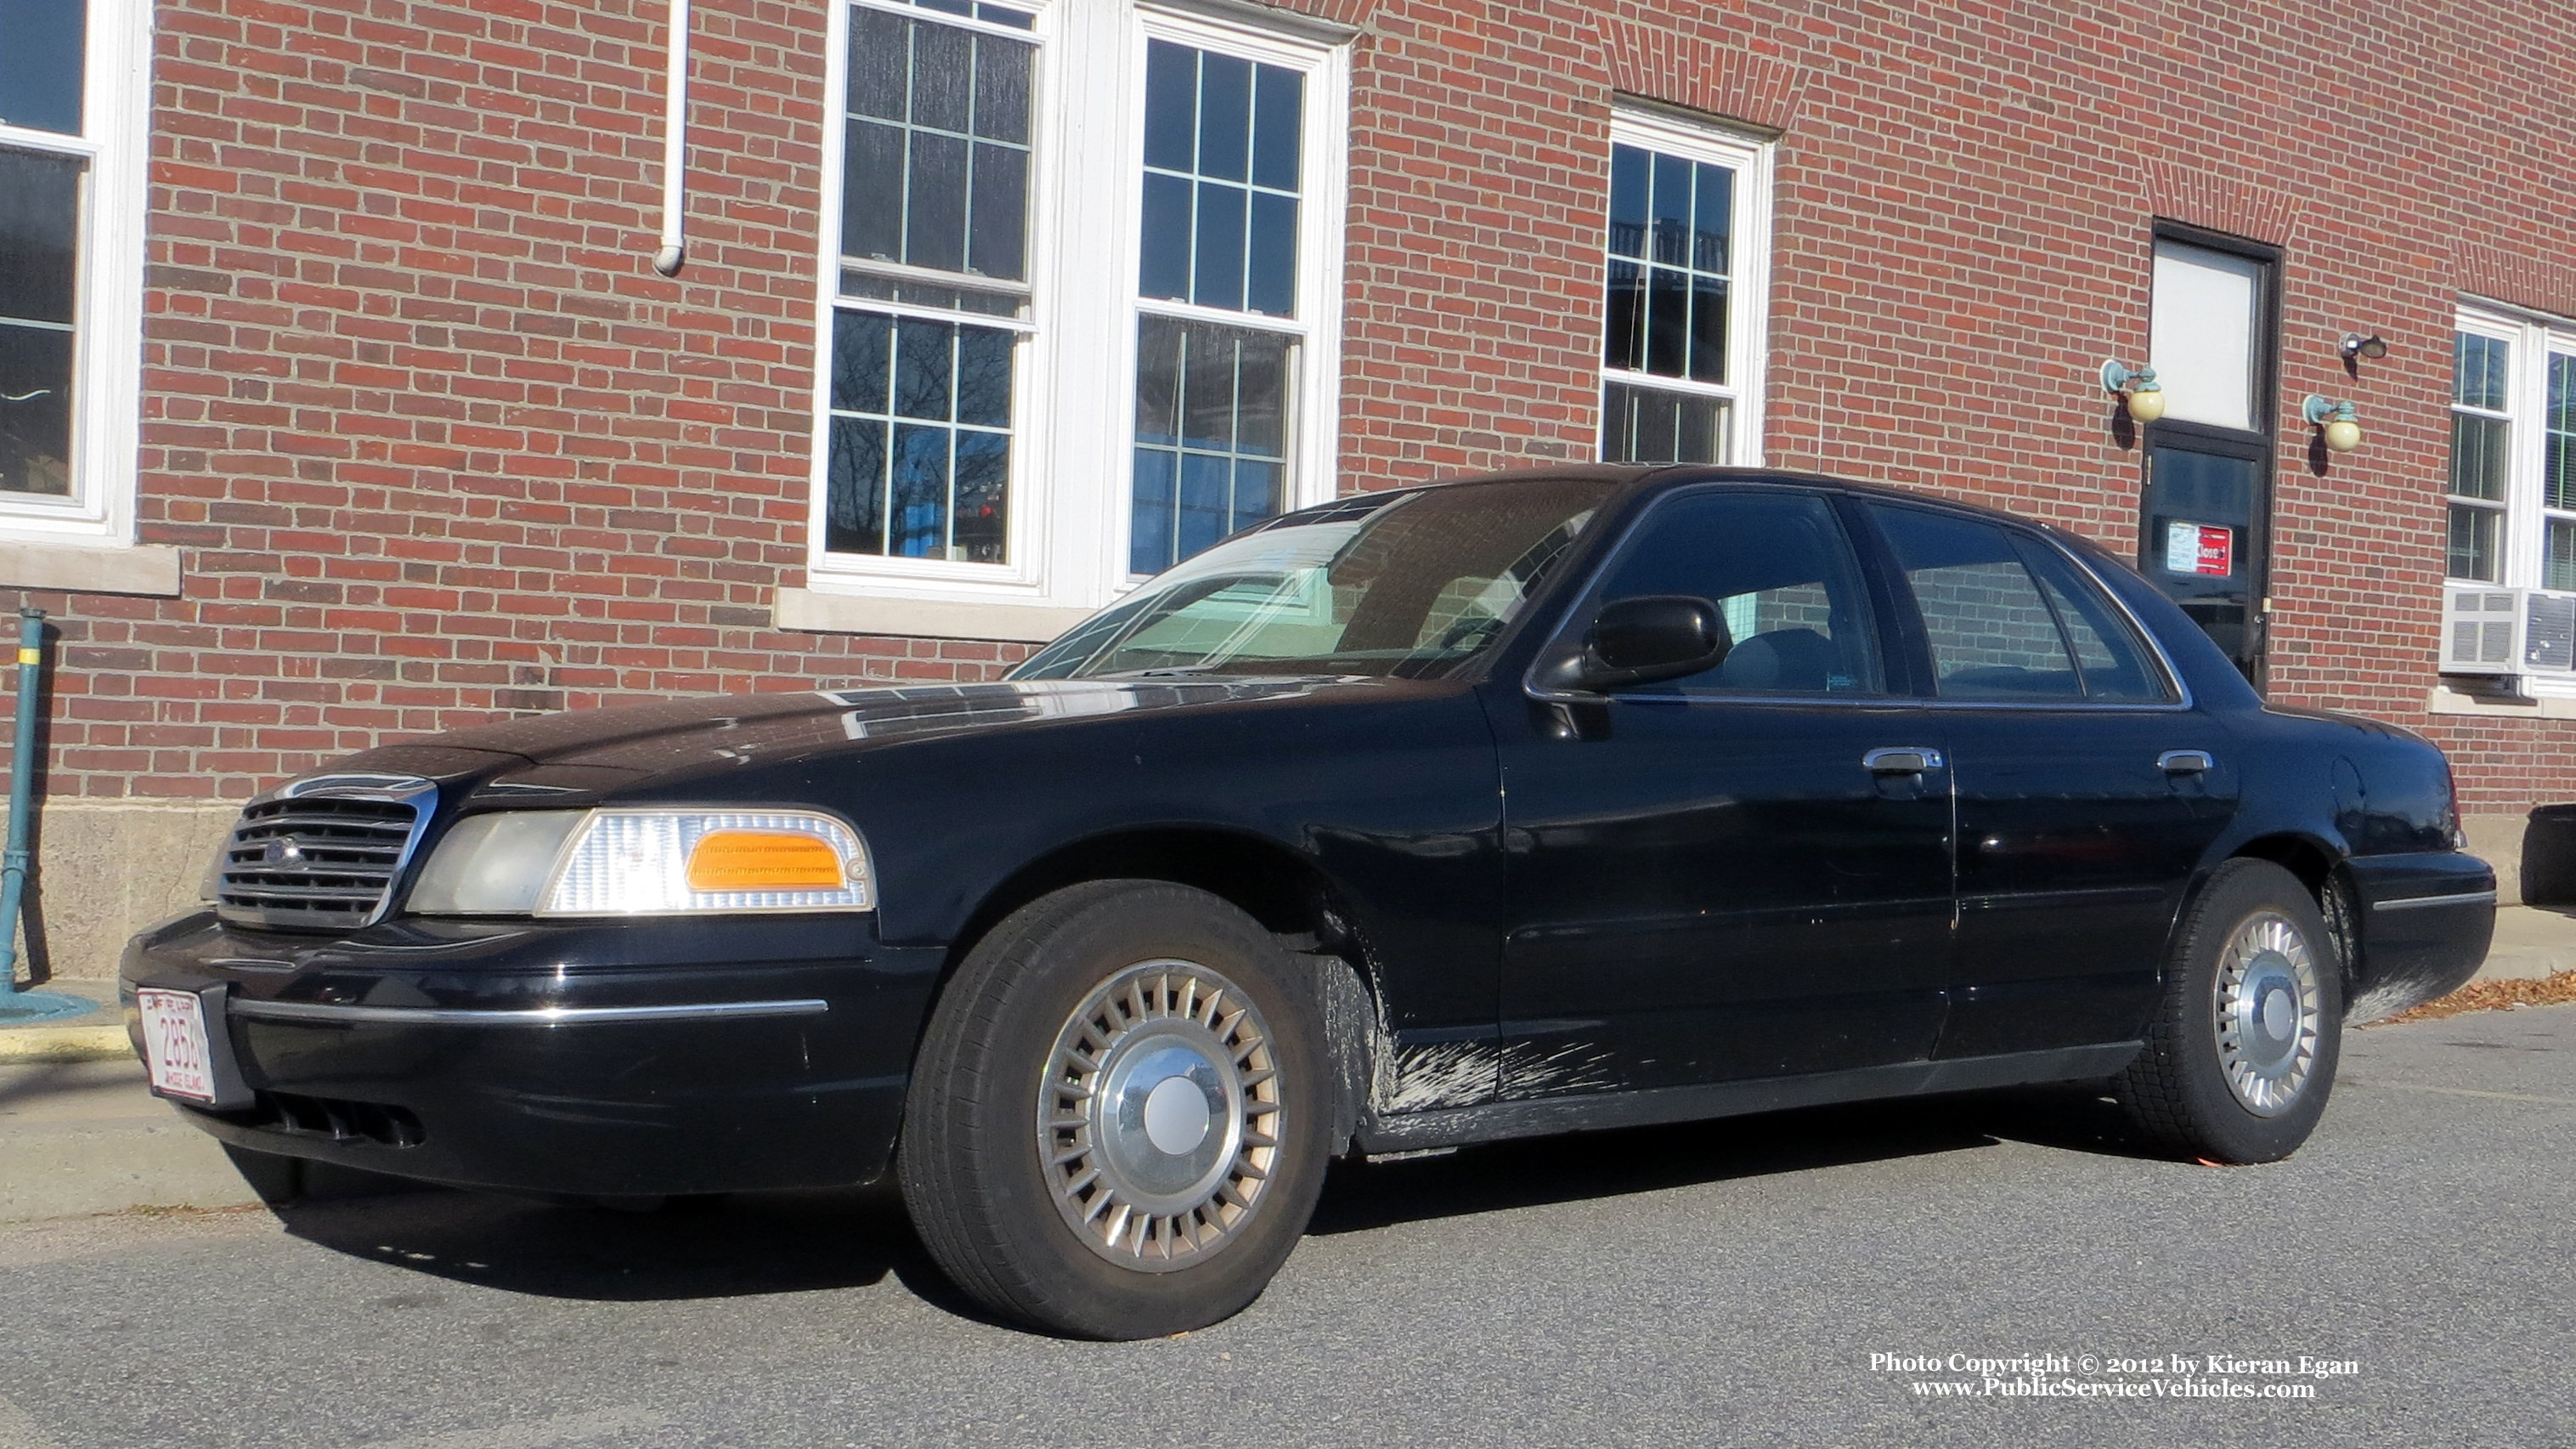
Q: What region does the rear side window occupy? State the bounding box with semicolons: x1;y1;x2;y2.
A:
1591;490;1884;695
1872;505;2172;704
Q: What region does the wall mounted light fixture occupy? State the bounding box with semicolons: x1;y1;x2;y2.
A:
2100;359;2165;422
2339;332;2389;363
2303;394;2363;452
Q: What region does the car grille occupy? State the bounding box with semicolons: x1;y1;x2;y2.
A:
213;777;436;931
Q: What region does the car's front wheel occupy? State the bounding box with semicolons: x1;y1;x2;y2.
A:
899;880;1329;1339
2116;858;2342;1163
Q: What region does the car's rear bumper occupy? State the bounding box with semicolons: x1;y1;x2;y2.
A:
2346;852;2497;1021
119;910;944;1197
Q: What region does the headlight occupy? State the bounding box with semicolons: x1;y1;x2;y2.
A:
407;808;873;917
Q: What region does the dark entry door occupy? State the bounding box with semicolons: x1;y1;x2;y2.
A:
2142;439;2270;682
1489;486;1954;1097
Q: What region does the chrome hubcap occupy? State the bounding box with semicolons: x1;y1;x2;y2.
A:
1038;960;1283;1271
2213;909;2324;1116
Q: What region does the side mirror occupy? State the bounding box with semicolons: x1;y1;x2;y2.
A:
1539;595;1731;693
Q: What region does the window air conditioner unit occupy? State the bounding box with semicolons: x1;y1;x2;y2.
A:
2441;586;2576;676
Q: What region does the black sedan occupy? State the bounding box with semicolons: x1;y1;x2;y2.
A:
122;466;2496;1339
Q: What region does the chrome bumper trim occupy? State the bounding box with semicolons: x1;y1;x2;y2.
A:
229;997;831;1026
2370;890;2498;914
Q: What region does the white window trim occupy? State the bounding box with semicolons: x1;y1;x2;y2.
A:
2454;300;2576;698
1601;106;1773;468
0;0;153;549
799;0;1348;628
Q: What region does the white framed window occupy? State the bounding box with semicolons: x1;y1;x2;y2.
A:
1597;109;1771;467
0;0;151;544
2449;304;2576;596
806;0;1347;625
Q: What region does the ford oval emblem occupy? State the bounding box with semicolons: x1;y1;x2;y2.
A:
262;839;304;867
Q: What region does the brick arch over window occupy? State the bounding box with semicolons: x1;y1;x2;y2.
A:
1595;20;1802;133
1251;0;1378;25
2142;161;2296;248
2454;244;2576;323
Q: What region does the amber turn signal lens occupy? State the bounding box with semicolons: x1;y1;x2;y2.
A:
685;831;847;892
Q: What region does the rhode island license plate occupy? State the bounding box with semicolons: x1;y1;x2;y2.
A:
135;988;218;1103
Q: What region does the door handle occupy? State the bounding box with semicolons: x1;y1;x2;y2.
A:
2158;750;2213;774
1863;747;1943;774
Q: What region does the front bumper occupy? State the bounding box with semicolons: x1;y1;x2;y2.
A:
121;910;946;1197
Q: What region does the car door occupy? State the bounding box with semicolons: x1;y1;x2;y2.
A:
1487;484;1955;1096
1859;501;2238;1056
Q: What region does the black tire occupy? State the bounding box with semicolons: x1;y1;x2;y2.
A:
2116;858;2343;1163
899;880;1330;1339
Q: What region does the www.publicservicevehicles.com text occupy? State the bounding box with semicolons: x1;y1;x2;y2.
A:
1871;1353;2361;1401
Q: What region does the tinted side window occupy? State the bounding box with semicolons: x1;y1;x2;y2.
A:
1873;506;2083;700
2013;537;2176;703
1594;490;1883;695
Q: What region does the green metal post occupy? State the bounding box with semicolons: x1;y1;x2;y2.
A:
0;608;48;993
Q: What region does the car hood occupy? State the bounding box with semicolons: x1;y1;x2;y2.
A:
325;676;1381;795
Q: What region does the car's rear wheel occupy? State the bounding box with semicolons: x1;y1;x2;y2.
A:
2116;858;2342;1163
899;880;1328;1339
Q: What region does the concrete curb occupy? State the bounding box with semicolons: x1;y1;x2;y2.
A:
0;1024;131;1065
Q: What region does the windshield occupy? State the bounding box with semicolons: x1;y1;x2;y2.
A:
1012;477;1615;681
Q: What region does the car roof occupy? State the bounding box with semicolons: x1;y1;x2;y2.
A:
1273;464;2079;540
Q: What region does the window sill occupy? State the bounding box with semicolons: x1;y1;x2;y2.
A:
2427;682;2576;720
776;586;1092;643
0;540;183;597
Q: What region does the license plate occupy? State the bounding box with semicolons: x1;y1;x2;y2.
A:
136;988;219;1103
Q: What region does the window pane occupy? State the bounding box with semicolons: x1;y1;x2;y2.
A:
952;428;1008;563
825;309;1017;563
0;323;72;496
847;7;908;121
972;35;1029;143
1129;450;1177;575
2549;353;2576;512
954;325;1013;427
1196;53;1252;183
2015;538;2172;702
2450;411;2508;502
841;122;907;262
2149;241;2262;431
2447;504;2500;582
1687;275;1727;384
830;310;892;413
1607;146;1647;261
890;422;952;557
893;319;953;420
1251;65;1302;191
2550;519;2576;593
1130;317;1296;572
1649;152;1690;266
1134;314;1183;445
1604;259;1644;371
0;148;81;325
1602;382;1722;465
1140;42;1301;321
1192;181;1247;312
1594;490;1881;695
0;0;85;136
967;141;1026;280
909;21;972;132
1246;191;1297;317
1875;507;2084;700
825;416;889;554
1138;173;1192;303
904;130;969;273
1691;160;1732;274
2455;331;2509;412
1645;267;1688;376
1143;41;1197;173
839;13;1031;280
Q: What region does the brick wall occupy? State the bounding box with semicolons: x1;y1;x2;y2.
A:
4;0;2574;815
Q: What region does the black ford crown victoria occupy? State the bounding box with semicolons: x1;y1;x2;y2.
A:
125;467;2496;1339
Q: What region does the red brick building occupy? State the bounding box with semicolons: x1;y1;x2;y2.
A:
3;0;2573;975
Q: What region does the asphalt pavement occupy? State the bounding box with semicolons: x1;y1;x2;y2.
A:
0;1005;2569;1449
